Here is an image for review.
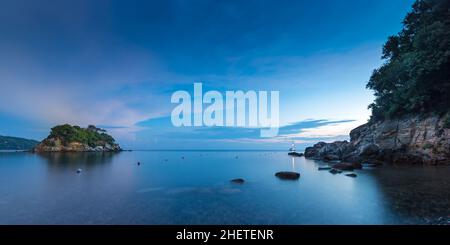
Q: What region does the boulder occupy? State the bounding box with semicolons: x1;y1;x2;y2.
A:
352;162;363;169
360;144;380;156
230;178;245;184
329;169;342;174
332;163;355;171
288;152;304;157
275;171;300;180
94;146;104;151
323;154;340;161
304;141;353;161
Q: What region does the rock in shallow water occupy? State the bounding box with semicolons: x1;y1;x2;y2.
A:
275;171;300;180
288;152;304;157
230;178;245;184
304;141;353;161
332;162;362;171
318;167;332;171
345;173;357;178
329;169;342;174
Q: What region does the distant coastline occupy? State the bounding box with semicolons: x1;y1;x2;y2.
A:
0;135;39;151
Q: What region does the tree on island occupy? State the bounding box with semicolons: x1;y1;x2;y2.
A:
49;124;115;147
367;0;450;122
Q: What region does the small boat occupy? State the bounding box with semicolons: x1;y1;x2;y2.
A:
288;142;303;157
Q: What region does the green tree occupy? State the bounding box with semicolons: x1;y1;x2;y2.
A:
367;0;450;121
48;124;115;147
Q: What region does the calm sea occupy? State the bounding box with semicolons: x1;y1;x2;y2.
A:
0;151;449;224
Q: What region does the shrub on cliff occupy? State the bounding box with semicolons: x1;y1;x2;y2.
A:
48;124;116;147
367;0;450;121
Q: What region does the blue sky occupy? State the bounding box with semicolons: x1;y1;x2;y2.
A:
0;0;414;149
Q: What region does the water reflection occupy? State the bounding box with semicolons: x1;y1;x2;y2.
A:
0;151;449;224
366;165;450;224
291;156;296;171
37;152;119;172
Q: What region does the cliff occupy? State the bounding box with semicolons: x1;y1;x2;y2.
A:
305;114;450;165
33;124;121;152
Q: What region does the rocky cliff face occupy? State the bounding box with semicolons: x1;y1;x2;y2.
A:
33;137;121;152
305;115;450;165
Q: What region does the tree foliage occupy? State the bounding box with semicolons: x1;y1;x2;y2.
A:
49;124;115;147
367;0;450;121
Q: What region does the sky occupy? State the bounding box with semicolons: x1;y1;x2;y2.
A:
0;0;415;150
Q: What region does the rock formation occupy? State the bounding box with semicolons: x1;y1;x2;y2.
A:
305;114;450;165
33;124;121;152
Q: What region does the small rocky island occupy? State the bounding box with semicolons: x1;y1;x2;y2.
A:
33;124;121;152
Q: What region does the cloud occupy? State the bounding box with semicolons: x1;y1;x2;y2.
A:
280;119;362;139
0;41;180;130
135;116;357;143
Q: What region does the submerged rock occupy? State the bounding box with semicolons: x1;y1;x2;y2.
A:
362;162;382;168
332;162;362;171
345;173;357;178
329;169;342;174
275;171;300;180
230;178;245;184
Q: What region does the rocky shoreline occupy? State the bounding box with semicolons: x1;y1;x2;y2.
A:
305;114;450;165
33;138;121;152
32;124;122;153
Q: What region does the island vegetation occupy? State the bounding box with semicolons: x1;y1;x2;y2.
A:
34;124;121;152
48;124;116;147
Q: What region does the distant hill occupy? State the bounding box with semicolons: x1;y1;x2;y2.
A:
0;135;39;150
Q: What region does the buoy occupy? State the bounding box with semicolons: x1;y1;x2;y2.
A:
76;168;82;173
137;162;141;166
